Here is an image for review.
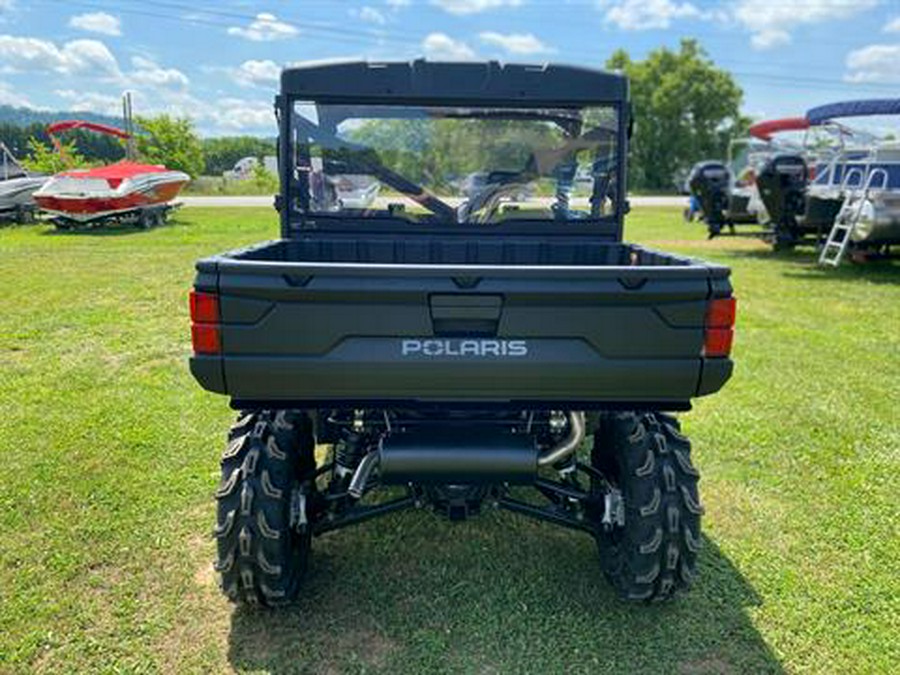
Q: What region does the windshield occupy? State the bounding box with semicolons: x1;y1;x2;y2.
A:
290;101;621;225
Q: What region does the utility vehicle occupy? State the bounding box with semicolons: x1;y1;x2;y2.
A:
188;60;737;606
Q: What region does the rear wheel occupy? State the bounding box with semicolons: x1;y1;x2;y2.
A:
214;409;316;607
592;412;702;602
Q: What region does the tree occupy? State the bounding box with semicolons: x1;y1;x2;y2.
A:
607;40;748;191
250;161;278;192
1;122;124;164
134;115;204;177
21;137;91;174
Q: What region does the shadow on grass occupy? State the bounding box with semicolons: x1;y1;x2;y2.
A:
721;246;900;284
41;220;182;237
226;513;783;674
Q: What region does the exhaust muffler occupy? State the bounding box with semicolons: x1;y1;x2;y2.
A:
348;412;585;494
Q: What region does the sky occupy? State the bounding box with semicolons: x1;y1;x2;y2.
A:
0;0;898;137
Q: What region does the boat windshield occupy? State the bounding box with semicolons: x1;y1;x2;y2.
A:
289;101;622;225
1;143;29;180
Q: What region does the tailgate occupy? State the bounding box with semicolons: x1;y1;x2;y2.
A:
190;257;733;407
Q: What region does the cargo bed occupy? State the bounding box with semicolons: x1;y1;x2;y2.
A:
189;234;733;409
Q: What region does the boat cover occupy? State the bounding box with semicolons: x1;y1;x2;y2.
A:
807;99;900;125
61;161;168;178
748;117;810;141
60;161;169;188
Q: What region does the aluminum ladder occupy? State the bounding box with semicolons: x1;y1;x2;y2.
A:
819;167;888;267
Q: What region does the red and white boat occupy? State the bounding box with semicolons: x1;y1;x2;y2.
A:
32;120;190;226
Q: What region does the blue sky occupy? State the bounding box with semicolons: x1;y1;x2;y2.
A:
0;0;898;136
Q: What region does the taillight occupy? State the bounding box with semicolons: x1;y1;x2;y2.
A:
704;297;736;357
190;291;219;323
190;290;221;354
191;324;221;354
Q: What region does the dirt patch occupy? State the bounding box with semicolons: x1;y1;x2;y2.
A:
157;516;234;674
191;535;217;590
84;561;126;595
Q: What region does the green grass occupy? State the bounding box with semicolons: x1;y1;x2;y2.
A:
1;208;898;674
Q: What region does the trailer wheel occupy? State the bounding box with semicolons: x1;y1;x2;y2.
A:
592;412;702;602
139;210;154;229
214;409;316;607
17;206;35;224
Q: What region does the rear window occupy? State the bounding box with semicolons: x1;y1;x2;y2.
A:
289;101;622;226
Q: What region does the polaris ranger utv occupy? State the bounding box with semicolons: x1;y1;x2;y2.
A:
189;61;737;606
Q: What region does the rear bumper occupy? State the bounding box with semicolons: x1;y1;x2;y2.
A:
190;350;732;409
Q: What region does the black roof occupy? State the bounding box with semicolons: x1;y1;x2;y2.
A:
281;60;628;105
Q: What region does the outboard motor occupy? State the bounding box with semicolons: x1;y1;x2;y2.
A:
688;161;732;237
756;154;808;249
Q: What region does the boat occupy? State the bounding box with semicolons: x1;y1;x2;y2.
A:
0;141;47;221
805;99;900;251
32;119;190;228
687;118;810;238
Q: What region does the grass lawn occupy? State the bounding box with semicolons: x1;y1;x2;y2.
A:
1;208;898;674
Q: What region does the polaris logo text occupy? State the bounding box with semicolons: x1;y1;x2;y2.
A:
401;339;528;357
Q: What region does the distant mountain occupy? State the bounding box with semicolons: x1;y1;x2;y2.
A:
0;105;125;129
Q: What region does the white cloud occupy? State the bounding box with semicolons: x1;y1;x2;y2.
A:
0;0;14;11
886;17;900;33
69;12;121;37
55;88;122;115
227;13;297;41
751;29;790;50
230;59;281;87
63;39;120;77
430;0;522;16
0;35;120;77
733;0;878;50
128;56;189;89
479;31;552;55
207;97;275;131
421;32;476;60
844;43;900;83
55;87;199;128
0;79;31;107
52;85;275;135
599;0;700;31
353;6;387;25
386;0;411;6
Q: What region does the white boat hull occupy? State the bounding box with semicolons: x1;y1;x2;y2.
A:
0;176;48;212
